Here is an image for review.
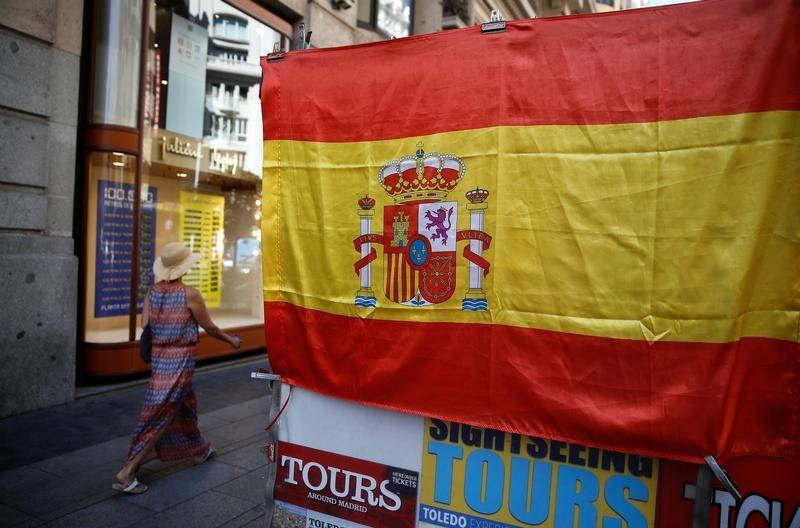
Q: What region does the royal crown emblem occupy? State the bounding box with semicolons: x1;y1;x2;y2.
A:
353;143;492;311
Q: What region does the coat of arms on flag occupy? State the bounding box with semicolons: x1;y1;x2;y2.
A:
352;144;492;311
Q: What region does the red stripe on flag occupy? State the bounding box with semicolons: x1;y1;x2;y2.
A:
264;301;799;463
261;0;800;142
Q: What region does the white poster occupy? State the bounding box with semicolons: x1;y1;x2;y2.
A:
275;386;425;528
166;13;208;138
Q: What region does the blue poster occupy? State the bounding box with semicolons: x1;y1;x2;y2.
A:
94;180;157;318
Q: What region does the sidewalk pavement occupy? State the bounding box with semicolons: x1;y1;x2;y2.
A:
0;356;274;528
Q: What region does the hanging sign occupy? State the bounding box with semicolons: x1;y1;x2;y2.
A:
275;441;419;528
656;457;800;528
419;419;659;528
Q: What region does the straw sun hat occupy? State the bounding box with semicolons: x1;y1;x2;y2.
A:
153;242;202;282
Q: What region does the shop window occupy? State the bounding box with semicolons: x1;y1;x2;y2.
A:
84;152;143;342
83;0;289;345
92;0;143;126
137;0;281;335
358;0;414;37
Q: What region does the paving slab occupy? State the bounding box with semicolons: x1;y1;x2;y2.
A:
1;460;121;517
36;496;155;528
32;436;130;477
0;358;268;472
215;469;267;506
0;357;273;528
123;460;248;512
128;490;255;528
203;430;242;453
141;458;193;479
206;415;270;444
226;505;266;528
201;396;269;426
0;465;55;498
197;413;232;430
0;503;40;528
215;441;267;471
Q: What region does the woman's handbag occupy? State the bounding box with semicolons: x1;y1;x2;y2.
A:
139;324;152;363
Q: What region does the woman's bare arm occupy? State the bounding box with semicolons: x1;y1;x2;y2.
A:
185;286;242;348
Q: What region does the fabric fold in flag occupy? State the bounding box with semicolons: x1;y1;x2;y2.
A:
260;0;800;463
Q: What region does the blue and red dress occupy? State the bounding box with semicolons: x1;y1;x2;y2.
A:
126;281;210;462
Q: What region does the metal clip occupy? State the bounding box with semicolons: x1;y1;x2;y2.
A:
482;10;506;34
251;370;282;381
704;456;742;503
266;42;283;61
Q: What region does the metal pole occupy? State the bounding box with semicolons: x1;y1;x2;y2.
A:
691;464;713;528
263;381;283;528
129;0;151;342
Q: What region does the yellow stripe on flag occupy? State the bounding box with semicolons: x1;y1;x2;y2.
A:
262;111;800;343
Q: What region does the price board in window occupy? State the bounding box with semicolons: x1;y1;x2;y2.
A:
95;180;157;317
178;191;224;307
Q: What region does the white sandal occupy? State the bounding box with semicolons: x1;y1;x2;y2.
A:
195;446;215;465
112;477;148;494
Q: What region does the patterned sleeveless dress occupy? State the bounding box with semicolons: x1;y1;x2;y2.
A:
126;281;210;462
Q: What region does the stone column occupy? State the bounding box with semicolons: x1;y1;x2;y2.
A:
0;0;84;417
355;196;376;307
463;189;489;311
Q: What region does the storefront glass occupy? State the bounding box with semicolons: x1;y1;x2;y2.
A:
84;152;140;342
359;0;414;37
92;0;143;127
136;0;285;337
377;0;413;37
83;0;288;344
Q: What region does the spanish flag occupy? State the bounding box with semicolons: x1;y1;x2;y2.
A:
261;0;800;463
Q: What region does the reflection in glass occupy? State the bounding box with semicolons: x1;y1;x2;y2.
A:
84;152;140;343
136;0;281;333
377;0;413;37
93;0;143;126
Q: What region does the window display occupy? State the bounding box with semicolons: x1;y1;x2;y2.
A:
138;0;285;333
84;152;139;342
82;0;289;348
178;190;224;308
95;179;157;317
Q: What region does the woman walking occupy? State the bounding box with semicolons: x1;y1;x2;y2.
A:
113;242;243;494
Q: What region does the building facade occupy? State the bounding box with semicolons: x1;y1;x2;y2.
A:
0;1;83;417
0;0;624;417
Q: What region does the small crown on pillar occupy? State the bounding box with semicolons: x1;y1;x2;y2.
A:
466;188;489;204
358;196;376;210
378;142;466;204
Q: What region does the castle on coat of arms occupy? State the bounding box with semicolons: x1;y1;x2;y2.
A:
352;143;492;311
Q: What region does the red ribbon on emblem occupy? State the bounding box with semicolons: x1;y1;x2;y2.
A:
353;234;384;275
457;230;492;277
